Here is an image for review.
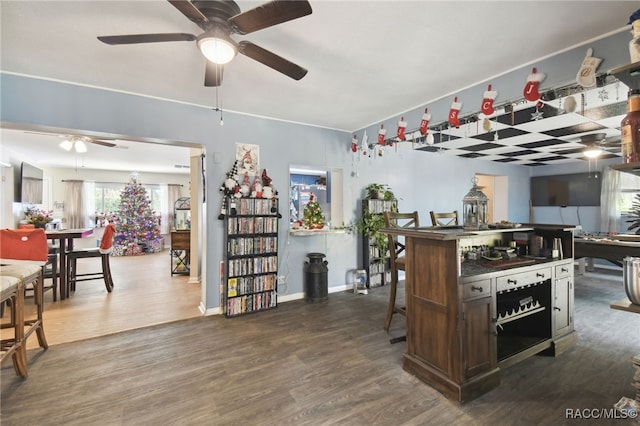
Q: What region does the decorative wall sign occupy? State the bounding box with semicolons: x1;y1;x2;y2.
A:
236;143;260;176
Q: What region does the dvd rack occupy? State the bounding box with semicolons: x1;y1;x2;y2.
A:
224;197;279;317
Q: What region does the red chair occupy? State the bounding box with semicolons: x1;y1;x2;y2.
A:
0;228;49;363
67;223;116;293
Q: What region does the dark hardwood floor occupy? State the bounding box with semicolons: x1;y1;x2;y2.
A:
1;267;639;425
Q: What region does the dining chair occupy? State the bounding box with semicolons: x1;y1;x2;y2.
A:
0;228;50;352
66;223;116;293
430;210;459;227
382;211;419;332
18;223;58;301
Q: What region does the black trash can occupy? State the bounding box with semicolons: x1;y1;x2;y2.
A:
304;252;328;303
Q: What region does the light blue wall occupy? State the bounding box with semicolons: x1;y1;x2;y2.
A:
0;29;633;310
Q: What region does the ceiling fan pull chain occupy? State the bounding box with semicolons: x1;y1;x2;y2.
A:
558;96;563;113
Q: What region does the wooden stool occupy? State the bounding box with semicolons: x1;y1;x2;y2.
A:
383;211;419;332
0;275;28;377
0;264;48;350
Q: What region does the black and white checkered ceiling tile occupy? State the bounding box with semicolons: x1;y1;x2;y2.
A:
415;82;627;166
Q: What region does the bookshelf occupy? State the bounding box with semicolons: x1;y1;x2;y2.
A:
224;197;279;317
361;198;397;288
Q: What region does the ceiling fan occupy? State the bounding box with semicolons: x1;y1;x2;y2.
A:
97;0;313;87
577;133;621;158
24;131;121;152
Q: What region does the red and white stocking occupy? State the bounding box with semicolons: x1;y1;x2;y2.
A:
576;48;602;88
523;67;545;102
378;124;386;146
361;130;369;156
449;97;462;128
481;84;498;116
351;134;358;153
419;108;431;135
397;117;407;141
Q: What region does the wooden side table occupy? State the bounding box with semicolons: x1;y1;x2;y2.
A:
170;230;190;276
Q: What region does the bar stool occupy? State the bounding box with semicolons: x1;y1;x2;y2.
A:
0;275;28;377
0;228;49;353
382;211;419;332
430;210;459;227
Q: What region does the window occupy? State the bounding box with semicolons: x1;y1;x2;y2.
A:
94;182;122;214
94;182;163;214
619;172;640;214
289;166;343;228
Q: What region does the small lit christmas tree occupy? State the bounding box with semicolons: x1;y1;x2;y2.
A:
113;177;162;255
303;193;325;229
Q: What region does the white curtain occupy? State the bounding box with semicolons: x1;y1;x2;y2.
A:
159;184;169;235
600;166;621;234
64;180;85;228
167;184;183;231
83;181;96;227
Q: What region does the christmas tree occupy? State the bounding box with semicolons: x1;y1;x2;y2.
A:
113;177;162;255
303;193;325;229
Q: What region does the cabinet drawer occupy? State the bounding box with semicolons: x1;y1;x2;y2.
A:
463;279;491;300
496;267;551;292
171;231;190;250
554;262;572;278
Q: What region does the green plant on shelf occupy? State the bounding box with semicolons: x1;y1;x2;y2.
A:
355;208;389;260
364;183;395;201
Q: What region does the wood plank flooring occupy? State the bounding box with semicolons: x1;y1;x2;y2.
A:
2;267;640;425
9;249;202;350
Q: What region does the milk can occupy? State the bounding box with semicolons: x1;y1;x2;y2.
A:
304;252;328;303
622;256;640;305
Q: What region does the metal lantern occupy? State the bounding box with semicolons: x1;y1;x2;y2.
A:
462;178;489;230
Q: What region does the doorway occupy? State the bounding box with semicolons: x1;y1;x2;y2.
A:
476;173;508;223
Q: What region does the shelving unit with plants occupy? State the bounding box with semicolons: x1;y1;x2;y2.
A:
224;197;279;317
357;184;397;288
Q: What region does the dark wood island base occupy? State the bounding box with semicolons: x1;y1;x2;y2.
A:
382;224;577;403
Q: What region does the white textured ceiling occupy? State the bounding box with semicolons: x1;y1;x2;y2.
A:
0;0;637;172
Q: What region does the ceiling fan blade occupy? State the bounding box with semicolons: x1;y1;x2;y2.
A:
97;33;196;45
204;61;224;87
167;0;209;30
229;0;312;35
238;41;307;80
90;140;117;148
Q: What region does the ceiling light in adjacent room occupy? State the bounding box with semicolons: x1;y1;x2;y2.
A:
74;140;87;153
59;139;74;151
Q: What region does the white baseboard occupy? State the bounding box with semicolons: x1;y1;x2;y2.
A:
207;284;355;315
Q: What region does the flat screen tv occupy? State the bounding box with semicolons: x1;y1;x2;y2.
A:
16;162;44;204
530;172;601;207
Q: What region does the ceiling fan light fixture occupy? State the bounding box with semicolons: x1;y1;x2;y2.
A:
59;139;73;151
584;145;603;158
74;140;87;153
198;32;236;65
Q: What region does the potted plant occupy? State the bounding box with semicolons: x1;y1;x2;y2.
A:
355;209;389;258
24;207;54;228
364;183;395;201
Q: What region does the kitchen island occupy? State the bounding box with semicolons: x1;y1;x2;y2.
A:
381;224;577;403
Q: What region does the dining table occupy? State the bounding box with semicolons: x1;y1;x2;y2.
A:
45;228;94;300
